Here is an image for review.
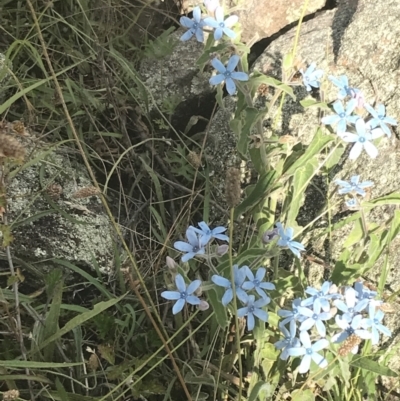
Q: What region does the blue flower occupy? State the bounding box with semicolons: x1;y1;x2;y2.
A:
299;63;324;91
278;298;304;334
189;221;229;245
345;198;358;209
362;305;392;345
354;281;378;302
174;227;206;262
237;294;270;331
334;287;369;321
242;267;275;300
274;323;301;361
276;222;305;258
203;6;238;40
179;6;205;42
161;274;201;314
328;75;360;99
209;55;249;95
321;99;358;133
331;314;371;353
335;175;374;197
287;330;329;374
338;118;384;160
301;281;338;312
364;103;397;137
297;303;331;337
211;265;248;306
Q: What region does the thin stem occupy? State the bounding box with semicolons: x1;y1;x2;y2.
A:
228;207;243;401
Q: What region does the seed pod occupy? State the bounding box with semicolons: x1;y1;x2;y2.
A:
225;167;241;208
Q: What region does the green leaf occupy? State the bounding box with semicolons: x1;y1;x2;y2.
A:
0;361;82;368
284;128;334;176
300;98;330;110
364;192;400;206
249;72;295;100
207;288;228;328
286;157;318;227
291;389;315;401
350;356;397;377
342;218;364;248
234;170;278;219
249;381;269;401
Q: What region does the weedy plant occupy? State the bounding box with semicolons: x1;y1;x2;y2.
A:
1;0;400;401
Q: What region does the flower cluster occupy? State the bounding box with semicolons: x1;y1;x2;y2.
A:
178;3;248;95
301;65;397;160
212;266;275;330
275;281;391;373
335;175;374;208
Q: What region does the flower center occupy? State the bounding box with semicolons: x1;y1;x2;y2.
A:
180;291;187;299
312;314;318;320
306;348;313;355
359;137;366;143
219;22;225;28
254;279;260;286
346;327;355;335
224;71;232;78
339;112;345;118
192;245;200;252
373;318;379;324
193;22;199;29
379;115;384;120
249;306;255;313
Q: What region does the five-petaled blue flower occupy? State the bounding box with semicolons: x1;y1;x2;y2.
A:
242;267;275;300
334;287;369;321
237;294;270;331
174;227;206;262
278;298;305;334
190;221;229;245
297;303;331;337
287;330;329;374
364;103;397;138
321;99;358;133
209;55;249;95
301;281;338;313
274;323;301;361
338;118;384;160
276;222;305;258
211;265;248;306
362;305;392;345
335;175;374;197
345;198;358;209
299;63;324;91
179;6;205;42
331;314;371;353
328;75;360;99
203;6;238;40
161;274;201;314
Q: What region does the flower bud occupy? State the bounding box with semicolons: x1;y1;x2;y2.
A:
198;299;210;311
166;256;178;271
261;227;279;244
204;0;220;13
216;244;229;256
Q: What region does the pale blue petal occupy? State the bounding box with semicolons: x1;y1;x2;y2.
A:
311;353;327;369
186;227;199;246
253;308;269;322
181;252;195;262
186;295;201;305
337;119;346;133
236;288;249;303
175;274;186;292
242;281;255;290
383;116;397;125
298;354;312;373
195;28;204;43
224;15;238;27
180;16;194;28
381;123;392;137
213;28;223;40
180;30;194;41
230;71;249;81
260;282;275;290
215;6;224;22
222;289;233;306
187;279;201;294
247;313;255;330
172;298;185;314
210;74;225;85
321;115;340;125
161;291;181;300
212;275;230;288
315;320;326;337
223;27;236;38
332;331;349;343
288;347;306;357
174;241;192;253
299;318;315;332
237;307;248;318
254;297;269;308
333;101;345;115
377;104;385;116
192;6;202;22
377;324;391;337
211;58;226;73
213;233;230;241
227;55;240;72
203;17;218;28
364;103;377;118
225;77;236;95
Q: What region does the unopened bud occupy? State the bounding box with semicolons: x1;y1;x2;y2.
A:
261;228;279;244
216;244;229;256
166;256;178;271
204;0;220;13
198;300;210;311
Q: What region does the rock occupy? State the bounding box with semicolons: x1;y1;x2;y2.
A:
0;135;115;275
178;0;328;44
